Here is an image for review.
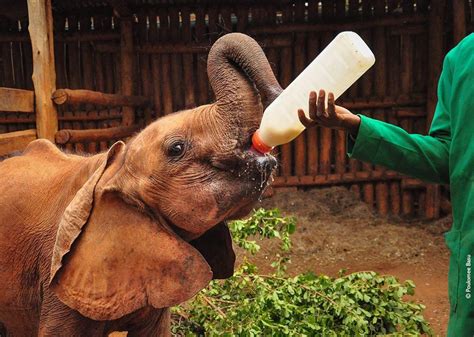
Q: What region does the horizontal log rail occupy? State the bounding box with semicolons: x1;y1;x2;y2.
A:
0;109;124;124
52;89;151;108
340;95;425;110
0;14;428;44
249;13;427;35
273;172;438;188
58;110;122;121
389;24;427;36
273;170;403;187
56;31;120;42
0;129;37;156
95;36;294;54
401;178;426;189
0;118;36;124
0;96;426;124
0;88;35;113
55;125;140;144
0;33;29;42
0;32;120;43
0;116;121;124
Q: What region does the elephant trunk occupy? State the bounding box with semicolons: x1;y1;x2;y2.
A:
207;33;283;131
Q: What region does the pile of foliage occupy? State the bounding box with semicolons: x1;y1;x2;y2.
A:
172;208;433;336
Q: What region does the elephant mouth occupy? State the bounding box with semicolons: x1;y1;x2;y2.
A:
235;147;276;198
194;148;276;280
189;222;236;279
165;218;235;280
212;142;277;190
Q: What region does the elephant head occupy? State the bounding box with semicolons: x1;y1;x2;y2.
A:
49;33;283;321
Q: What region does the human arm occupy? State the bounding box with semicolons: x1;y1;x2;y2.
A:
299;54;453;185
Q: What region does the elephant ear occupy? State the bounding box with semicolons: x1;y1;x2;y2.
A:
49;142;212;321
50;141;124;282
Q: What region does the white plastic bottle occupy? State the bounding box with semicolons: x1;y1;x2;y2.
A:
252;31;375;154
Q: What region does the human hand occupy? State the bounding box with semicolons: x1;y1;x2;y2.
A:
297;90;361;135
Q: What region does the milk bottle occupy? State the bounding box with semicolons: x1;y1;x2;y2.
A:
252;31;375;153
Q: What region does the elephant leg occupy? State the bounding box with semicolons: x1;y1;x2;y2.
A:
38;290;106;337
126;309;170;337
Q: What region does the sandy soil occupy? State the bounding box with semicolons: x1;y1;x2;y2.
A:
238;186;452;337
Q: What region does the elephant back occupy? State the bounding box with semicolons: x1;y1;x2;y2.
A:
0;139;106;315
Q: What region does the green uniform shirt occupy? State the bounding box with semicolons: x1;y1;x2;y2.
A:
348;33;474;336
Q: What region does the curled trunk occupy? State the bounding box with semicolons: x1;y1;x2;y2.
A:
207;33;283;133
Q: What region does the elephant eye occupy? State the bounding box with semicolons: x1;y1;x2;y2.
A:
167;141;186;158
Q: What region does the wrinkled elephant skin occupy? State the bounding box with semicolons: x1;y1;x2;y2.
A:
0;33;282;336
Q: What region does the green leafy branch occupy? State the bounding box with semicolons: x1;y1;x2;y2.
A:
228;208;296;254
172;208;434;337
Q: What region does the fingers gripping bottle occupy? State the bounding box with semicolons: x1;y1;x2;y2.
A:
251;31;375;154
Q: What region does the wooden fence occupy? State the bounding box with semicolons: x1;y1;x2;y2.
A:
0;0;473;219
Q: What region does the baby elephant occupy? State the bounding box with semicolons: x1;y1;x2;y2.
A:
0;33;282;336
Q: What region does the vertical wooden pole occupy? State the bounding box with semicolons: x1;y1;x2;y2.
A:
160;55;174;113
27;0;58;141
294;2;307;178
1;44;13;88
137;13;152;125
306;33;319;176
169;8;184;111
320;1;335;176
453;0;467;44
148;11;162;118
236;6;248;33
426;0;445;128
386;18;403;216
279;4;293;178
181;7;196;109
425;0;446;219
358;29;374;210
81;17;98;153
195;8;208;106
387;115;401;216
373;0;389;216
120;17;134;126
279;48;293;177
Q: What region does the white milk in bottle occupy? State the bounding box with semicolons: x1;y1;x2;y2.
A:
252;31;375;153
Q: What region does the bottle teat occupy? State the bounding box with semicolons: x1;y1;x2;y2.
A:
251;129;273;154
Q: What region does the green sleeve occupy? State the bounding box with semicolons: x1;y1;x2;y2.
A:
348;51;453;185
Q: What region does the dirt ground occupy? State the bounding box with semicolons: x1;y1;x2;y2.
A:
237;186;452;337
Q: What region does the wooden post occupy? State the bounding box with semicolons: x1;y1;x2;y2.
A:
306;33;319;176
426;0;445;128
425;0;446;219
294;5;307;178
278;4;293;178
120;17;134;126
453;0;467;45
358;28;374;210
181;7;195;110
195;8;208;107
320;2;335;176
169;7;184;111
27;0;58;141
279;47;293;177
373;0;389;216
